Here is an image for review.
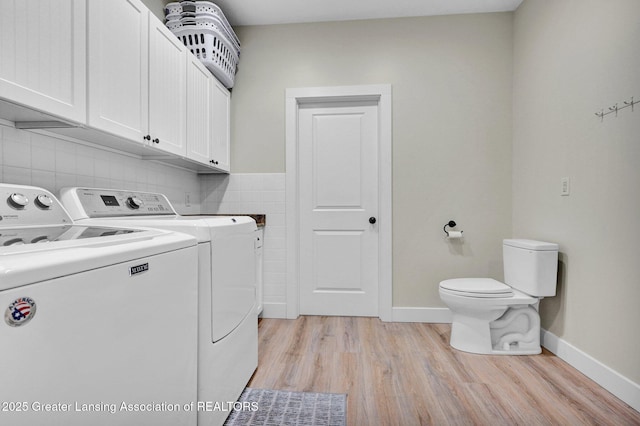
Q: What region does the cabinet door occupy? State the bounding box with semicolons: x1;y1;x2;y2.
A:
0;0;86;123
148;15;186;156
211;78;231;172
87;0;149;142
186;55;213;165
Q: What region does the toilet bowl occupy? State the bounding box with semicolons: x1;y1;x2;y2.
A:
439;239;558;355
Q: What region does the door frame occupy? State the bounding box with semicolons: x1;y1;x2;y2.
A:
285;84;392;321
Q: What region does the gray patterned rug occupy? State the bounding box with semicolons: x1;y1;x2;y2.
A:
224;388;347;426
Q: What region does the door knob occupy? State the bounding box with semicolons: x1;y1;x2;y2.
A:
369;217;377;224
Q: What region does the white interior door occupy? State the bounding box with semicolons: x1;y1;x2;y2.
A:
298;101;379;316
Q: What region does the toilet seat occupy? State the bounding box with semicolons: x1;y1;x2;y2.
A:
439;278;513;298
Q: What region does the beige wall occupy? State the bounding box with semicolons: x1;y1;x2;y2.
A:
230;14;514;307
141;0;167;21
145;0;639;387
513;0;640;383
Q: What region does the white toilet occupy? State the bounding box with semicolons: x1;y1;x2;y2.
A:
439;239;558;355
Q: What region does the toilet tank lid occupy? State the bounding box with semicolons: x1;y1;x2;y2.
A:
503;239;558;251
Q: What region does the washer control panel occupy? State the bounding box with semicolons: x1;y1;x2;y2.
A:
0;184;71;227
61;188;177;218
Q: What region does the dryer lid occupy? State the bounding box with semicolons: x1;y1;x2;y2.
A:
439;278;513;297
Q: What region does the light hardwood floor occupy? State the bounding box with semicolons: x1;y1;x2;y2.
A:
248;316;640;425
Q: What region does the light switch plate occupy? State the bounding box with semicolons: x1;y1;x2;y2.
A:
561;177;570;196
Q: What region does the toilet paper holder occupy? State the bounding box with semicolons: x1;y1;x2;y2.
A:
443;220;462;236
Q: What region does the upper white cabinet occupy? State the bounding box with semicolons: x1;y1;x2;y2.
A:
186;56;213;165
185;56;230;172
0;0;86;124
87;0;149;141
210;78;231;172
147;16;187;156
88;1;187;156
1;0;229;173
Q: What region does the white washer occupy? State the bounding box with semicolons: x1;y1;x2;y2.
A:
60;187;258;426
0;184;198;426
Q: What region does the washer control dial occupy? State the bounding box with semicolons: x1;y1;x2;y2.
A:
8;193;29;209
3;238;25;246
126;196;143;209
35;194;54;209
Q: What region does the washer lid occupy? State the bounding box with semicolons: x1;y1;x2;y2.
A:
0;228;196;292
439;278;513;297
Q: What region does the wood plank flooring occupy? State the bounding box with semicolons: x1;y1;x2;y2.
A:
248;316;640;425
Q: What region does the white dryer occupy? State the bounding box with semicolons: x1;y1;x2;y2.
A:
0;184;198;426
59;187;258;426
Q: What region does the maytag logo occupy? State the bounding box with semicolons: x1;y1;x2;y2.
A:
129;263;149;276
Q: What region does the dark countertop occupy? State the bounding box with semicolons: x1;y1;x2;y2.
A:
184;214;266;227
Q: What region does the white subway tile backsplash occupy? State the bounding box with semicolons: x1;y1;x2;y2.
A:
266;213;286;227
264;260;286;275
108;157;125;183
31;170;56;189
55;172;77;189
201;172;288;317
4;139;31;169
76;175;96;189
265;236;285;250
121;158;137;183
94;156;110;179
76;155;94;177
0;123;201;210
3;166;31;185
2;126;29;144
31;134;56;171
93;177;111;189
2;125;285;315
264;249;285;262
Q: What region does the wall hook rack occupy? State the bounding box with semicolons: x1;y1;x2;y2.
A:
595;96;637;121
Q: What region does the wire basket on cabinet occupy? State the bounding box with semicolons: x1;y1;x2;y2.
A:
164;1;239;88
173;27;238;88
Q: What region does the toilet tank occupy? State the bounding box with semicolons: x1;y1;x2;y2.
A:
503;239;559;297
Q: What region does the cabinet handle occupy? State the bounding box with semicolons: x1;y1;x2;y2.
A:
369;217;377;224
209;159;218;165
143;135;151;141
153;138;160;144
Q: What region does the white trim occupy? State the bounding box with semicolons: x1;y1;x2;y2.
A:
392;307;452;323
285;84;393;321
541;329;640;412
260;302;287;319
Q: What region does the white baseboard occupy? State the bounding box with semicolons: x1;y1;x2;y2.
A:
391;307;452;323
541;329;640;412
260;302;287;319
